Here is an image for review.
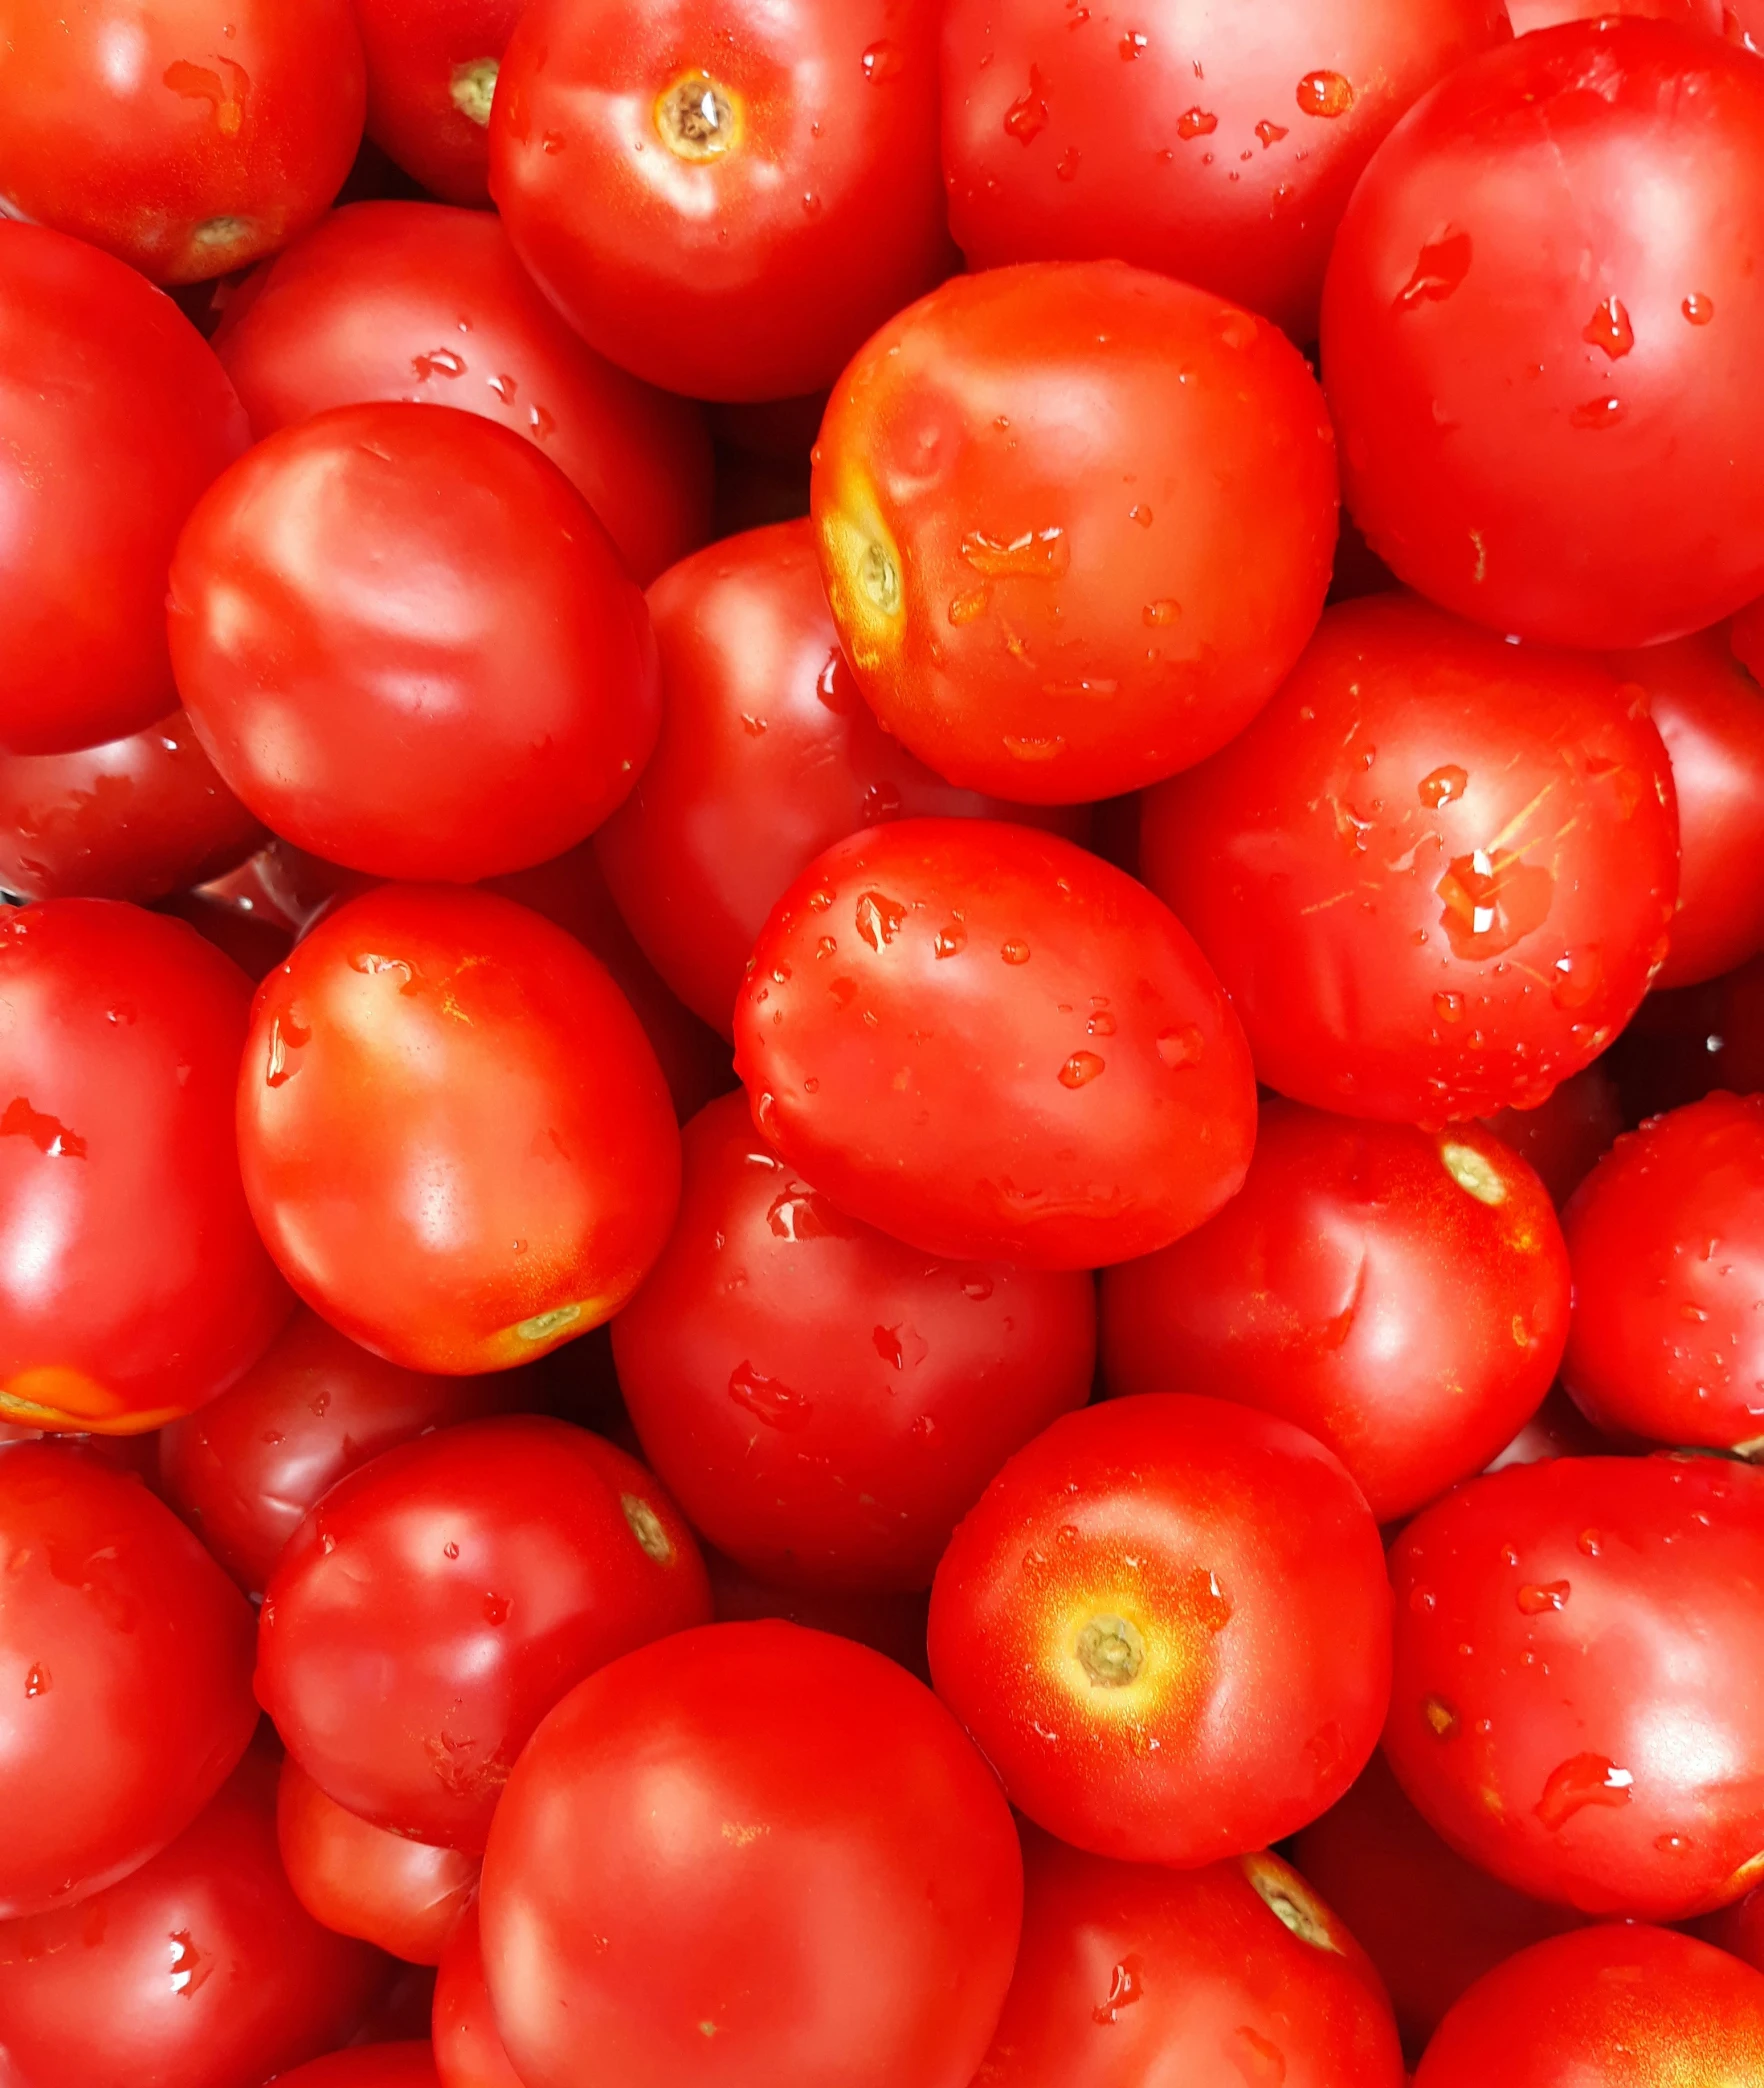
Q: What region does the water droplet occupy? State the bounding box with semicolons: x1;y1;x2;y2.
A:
728;1360;813;1430
860;38;902;81
959;524;1068;578
168;1928;210;1998
1296;70;1353;118
1571;395;1626;430
443;1541;459;1559
1003;733;1067;762
934;923;967;959
1177;107;1218;140
739;712;767;737
948;584;990;626
1436;851;1554;959
483;1592;509;1625
1142;598;1181;627
264;1011;311;1088
1129;503;1153;527
1092;1954;1145;2023
1120;30;1149;59
1418;763;1469;809
1535;1754;1633;1829
1059;1051;1106;1088
540;130;565;154
962;1274;995;1301
1683;292;1715;325
1517;1579;1570;1615
411;347;466;381
528;403;556;441
0;1097;87;1159
854;890;907;952
1055;144;1081;180
1157;1025;1204;1068
1396;230;1472;309
24;1662;49;1697
1582;297;1634;360
1001;939;1031;965
1551;947;1604;1011
815;650;854;713
1433;990;1465;1023
1004;66;1049;142
799;190;822;217
1578;1528;1602;1557
1255;118;1289;146
487;372;517;403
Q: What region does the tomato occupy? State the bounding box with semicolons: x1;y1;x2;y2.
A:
433;1903;524;2088
705;1549;931;1681
0;902;292;1432
595;521;1086;1035
168;403;658;884
257;1415;711;1850
478;1620;1021;2088
489;0;950;402
1478;1062;1623;1207
1321;20;1764;649
1140;595;1678;1124
811;262;1337;805
1510;0;1725;26
1387;1454;1764;1918
733;819;1257;1268
1100;1106;1569;1523
941;0;1509;344
355;0;522;203
0;0;365;284
247;2045;440;2088
927;1394;1391;1865
237;886;681;1373
213;202;713;586
975;1826;1404;2088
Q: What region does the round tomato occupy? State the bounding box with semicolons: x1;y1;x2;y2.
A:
812;261;1337;804
355;0;523;203
433;1904;524;2088
250;2045;440;2088
1478;1062;1623;1207
1510;0;1725;25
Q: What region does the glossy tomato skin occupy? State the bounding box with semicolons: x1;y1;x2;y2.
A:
230;2044;439;2088
733;819;1257;1268
236;885;681;1373
257;1415;711;1850
356;0;522;203
479;1620;1022;2088
1100;1107;1569;1522
489;0;950;402
433;1905;525;2088
1479;1062;1623;1207
942;0;1509;344
1141;595;1678;1124
0;0;365;284
0;902;292;1432
169;402;658;883
928;1395;1391;1865
812;262;1338;805
213;203;712;586
1509;0;1726;33
1323;21;1764;649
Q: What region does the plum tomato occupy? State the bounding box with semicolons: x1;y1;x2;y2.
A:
1140;595;1678;1124
1322;20;1764;649
0;0;366;283
1478;1062;1623;1208
168;402;659;883
236;885;680;1373
0;902;292;1433
478;1620;1022;2088
975;1826;1404;2088
354;0;523;203
213;202;713;586
732;819;1257;1268
811;261;1338;804
1099;1106;1570;1523
489;0;950;402
927;1395;1392;1865
0;224;249;756
241;2044;440;2088
432;1904;524;2088
612;1091;1096;1591
1560;1092;1764;1450
941;0;1509;344
1387;1454;1764;1918
256;1415;710;1850
594;520;1086;1035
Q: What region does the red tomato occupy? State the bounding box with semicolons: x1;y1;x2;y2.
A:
0;0;365;283
733;819;1257;1267
213;202;713;586
705;1548;931;1682
257;1415;711;1850
168;403;658;883
355;0;523;203
0;902;292;1432
1734;0;1764;47
433;1904;524;2088
1478;1062;1623;1207
975;1826;1404;2088
248;2045;440;2088
928;1395;1392;1865
612;1091;1096;1590
1387;1454;1764;1918
478;1620;1022;2088
811;262;1338;804
489;0;951;402
1140;595;1678;1124
941;0;1509;343
1322;21;1764;649
1510;0;1725;25
1100;1106;1570;1522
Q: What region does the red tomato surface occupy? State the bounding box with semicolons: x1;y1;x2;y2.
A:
0;0;366;283
1100;1107;1570;1522
355;0;522;203
257;1415;711;1850
236;885;681;1373
489;0;951;401
1322;20;1764;649
1478;1061;1623;1207
811;262;1338;804
733;819;1257;1267
928;1395;1392;1865
1387;1454;1764;1918
249;2044;440;2088
213;202;713;586
941;0;1509;343
1141;595;1678;1124
432;1904;524;2088
168;402;658;883
479;1620;1022;2088
1510;0;1725;26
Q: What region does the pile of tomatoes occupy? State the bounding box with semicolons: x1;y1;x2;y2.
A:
8;3;1764;2084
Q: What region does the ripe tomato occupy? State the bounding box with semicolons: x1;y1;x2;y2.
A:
433;1904;524;2088
354;0;523;203
168;402;658;883
941;0;1509;343
1140;595;1678;1124
0;0;365;283
478;1620;1022;2088
1322;20;1764;648
1478;1062;1623;1207
489;0;950;402
242;2044;440;2088
733;819;1257;1268
213;202;713;586
1484;1383;1612;1471
927;1395;1391;1865
1510;0;1725;25
1100;1106;1570;1523
811;262;1337;804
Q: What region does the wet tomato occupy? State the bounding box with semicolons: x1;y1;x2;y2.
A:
1509;0;1726;28
432;1904;524;2088
354;0;523;203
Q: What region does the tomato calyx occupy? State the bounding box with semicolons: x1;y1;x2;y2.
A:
450;60;500;128
656;73;743;163
1076;1612;1146;1689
